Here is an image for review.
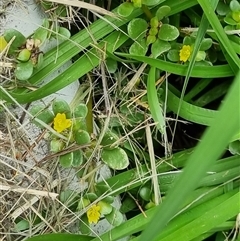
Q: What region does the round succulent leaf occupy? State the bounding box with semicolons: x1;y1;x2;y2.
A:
102;196;114;204
129;38;148;56
195;51;206;61
120;197;137;213
117;2;134;17
17;49;31;62
84;193;98;202
146;35;157;45
98;201;113;215
72;150;83;167
50;139;64;153
228;140;240;155
3;29;26;54
101;147;129;170
145;200;156;209
167;49;180;62
105;207;123;226
158;24;179;41
14;219;30;232
52;99;71;118
72;118;87;132
230;0;240;12
106;58;118;73
30;105;54;127
57;27;71;39
216;2;230;16
142;0;162;6
156;5;171;20
77;198;91;211
128;18;148;40
151;39;171;58
55;5;67;17
139;186;152;201
200;38;213;51
224;24;236;33
15;61;34;81
232;11;240;22
73;103;88;118
79;214;91;235
101;131;119;149
74;129;91;145
36;52;44;69
59;153;73;168
224;15;237;25
183;36;194;45
33;20;49;46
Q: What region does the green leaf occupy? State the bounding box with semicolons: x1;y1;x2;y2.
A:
216;2;230;16
147;67;165;133
25;233;94;241
230;0;240;11
117;2;134;17
105;207;124;226
101;131;119;150
101;147;129;170
72;150;84;167
79;214;91;235
158;24;179;41
17;49;31;62
129;38;148;56
116;53;233;78
167;49;180;62
200;38;212;51
52;99;71;118
33;19;50;46
156;5;171;20
59;153;73;168
50;139;64;153
15;61;34;81
3;29;26;54
106;58;118;73
128;18;148;40
57;27;71;39
74;130;91;145
224;16;237;25
73;103;88;118
98;201;113;215
151;39;171;58
30;105;54;127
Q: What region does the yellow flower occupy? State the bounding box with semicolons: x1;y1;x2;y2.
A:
179;45;192;62
87;204;101;224
53;113;72;133
0;36;8;52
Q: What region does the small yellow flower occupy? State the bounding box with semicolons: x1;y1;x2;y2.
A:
87;204;101;224
53;113;72;133
179;45;192;62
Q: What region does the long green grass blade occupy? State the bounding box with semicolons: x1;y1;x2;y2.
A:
115;54;233;77
147;67;165;133
138;70;240;241
158;190;240;241
25;233;93;241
